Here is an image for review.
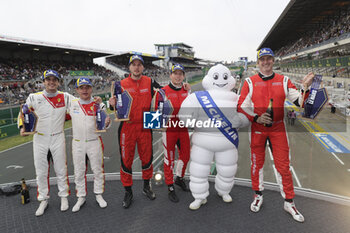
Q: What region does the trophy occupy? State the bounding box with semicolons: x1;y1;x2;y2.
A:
111;81;133;122
95;103;107;132
153;89;174;129
20;104;38;135
302;74;328;119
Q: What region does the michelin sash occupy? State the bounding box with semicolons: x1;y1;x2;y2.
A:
195;91;239;147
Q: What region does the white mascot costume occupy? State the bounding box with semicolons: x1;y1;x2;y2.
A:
179;64;249;210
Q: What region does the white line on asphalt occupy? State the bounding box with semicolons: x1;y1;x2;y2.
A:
152;151;164;165
291;166;302;188
154;137;162;145
132;137;163;163
331;152;345;165
154;153;165;169
6;165;24;169
0;141;32;154
268;143;302;188
132;155;139;163
272;164;280;185
267;144;273;161
0;127;73;154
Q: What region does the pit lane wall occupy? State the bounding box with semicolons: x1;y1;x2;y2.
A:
0;106;19;139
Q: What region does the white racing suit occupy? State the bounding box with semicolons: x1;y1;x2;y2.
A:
18;91;72;201
68;98;108;197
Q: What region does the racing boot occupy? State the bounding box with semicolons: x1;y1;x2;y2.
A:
122;191;133;209
250;194;263;212
168;185;179;203
35;200;48;217
72;197;86;213
284;201;305;223
175;176;189;192
96;194;107;208
60;197;69;212
142;180;156;200
189;198;207;210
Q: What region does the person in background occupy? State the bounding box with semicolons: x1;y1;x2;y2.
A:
290;110;296;126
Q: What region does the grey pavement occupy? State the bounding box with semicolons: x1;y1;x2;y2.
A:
1;180;350;233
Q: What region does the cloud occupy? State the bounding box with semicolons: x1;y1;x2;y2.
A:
0;0;289;62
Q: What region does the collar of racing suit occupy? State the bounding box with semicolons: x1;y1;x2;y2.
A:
169;81;182;91
43;90;58;97
258;72;275;81
79;97;94;105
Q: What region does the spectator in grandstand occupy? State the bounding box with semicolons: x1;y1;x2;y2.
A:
153;64;190;203
18;70;72;217
69;77;111;213
238;48;314;223
0;59;117;106
276;5;350;57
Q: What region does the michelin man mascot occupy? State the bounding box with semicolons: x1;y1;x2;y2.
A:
179;64;249;210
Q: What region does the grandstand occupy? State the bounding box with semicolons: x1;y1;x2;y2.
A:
154;43;203;71
0;37;209;139
0;35;118;107
0;35;121;139
258;0;350;116
103;47;205;86
103;51;168;83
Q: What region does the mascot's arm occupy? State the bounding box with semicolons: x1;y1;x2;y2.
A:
178;93;198;123
230;95;250;129
236;112;250;128
227;110;250;129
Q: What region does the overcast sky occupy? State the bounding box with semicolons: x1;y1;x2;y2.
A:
1;0;290;62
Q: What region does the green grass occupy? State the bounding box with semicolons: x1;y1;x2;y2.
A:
0;109;113;152
0;134;34;151
0;120;72;152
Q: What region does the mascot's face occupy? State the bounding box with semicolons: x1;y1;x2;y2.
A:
202;64;236;91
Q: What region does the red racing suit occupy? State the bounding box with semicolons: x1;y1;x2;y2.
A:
237;72;307;199
155;83;190;185
118;75;160;187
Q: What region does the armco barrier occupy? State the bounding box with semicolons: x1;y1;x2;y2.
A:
0;106;19;126
0;124;18;139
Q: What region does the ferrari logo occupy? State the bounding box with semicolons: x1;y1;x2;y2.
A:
58;98;61;102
